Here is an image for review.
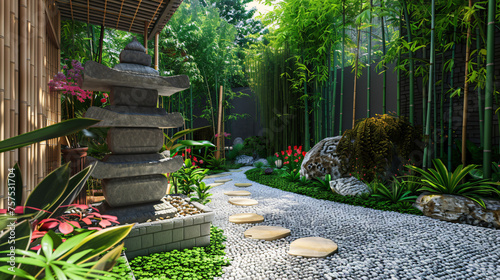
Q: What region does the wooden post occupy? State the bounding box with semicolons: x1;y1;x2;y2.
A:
154;32;159;70
144;21;148;54
98;25;104;63
215;86;223;159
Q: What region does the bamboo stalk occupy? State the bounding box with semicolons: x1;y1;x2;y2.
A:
216;85;223;159
476;27;484;148
304;66;309;150
38;0;45;184
20;0;28;202
397;12;402;116
0;0;5;208
367;0;372;118
332;47;337;135
154;32;159;70
461;0;472;166
339;1;345;134
381;0;387;114
5;0;12;180
423;0;435;170
352;27;361;129
483;0;495;179
402;0;415;124
439;53;444;159
448;25;456;171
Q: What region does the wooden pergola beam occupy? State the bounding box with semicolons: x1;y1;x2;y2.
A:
148;0;176;40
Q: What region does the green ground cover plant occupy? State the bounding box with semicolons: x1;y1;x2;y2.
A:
129;226;230;280
245;168;422;215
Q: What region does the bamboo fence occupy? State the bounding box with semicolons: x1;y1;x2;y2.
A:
0;0;61;208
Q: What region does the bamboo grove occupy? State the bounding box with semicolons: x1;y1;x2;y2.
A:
246;0;500;177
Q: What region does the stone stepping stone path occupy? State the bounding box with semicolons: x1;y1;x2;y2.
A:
244;226;291;241
230;170;243;172
214;178;232;183
208;183;224;187
287;237;338;258
229;213;264;224
205;174;230;179
228;198;258;206
234;183;252;187
224;190;251;196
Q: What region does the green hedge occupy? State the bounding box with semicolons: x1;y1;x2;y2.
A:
128;226;230;280
245;168;422;215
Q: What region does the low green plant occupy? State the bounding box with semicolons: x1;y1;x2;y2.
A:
110;255;133;280
162;126;214;156
266;155;277;168
312;174;332;191
190;182;214;205
371;180;419;204
283;170;301;182
254;161;264;169
246;168;422;215
298;175;309;185
407;159;500;208
204;156;227;171
171;159;209;195
241;136;267;158
470;162;500;182
225;143;244;161
129;226;230;280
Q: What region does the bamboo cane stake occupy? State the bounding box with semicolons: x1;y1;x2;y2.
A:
483;0;495;179
20;0;29;201
154;32;159;70
461;0;472;166
0;0;5;208
144;21;148;54
216;85;223;159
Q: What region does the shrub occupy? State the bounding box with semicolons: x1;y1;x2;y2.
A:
254;161;265;168
129;226;230;280
246;168;422;215
225;143;244;160
241;136;267;158
337;113;421;182
370;179;419;204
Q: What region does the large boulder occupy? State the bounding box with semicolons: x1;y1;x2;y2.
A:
329;177;371;196
300;136;344;180
415;193;500;229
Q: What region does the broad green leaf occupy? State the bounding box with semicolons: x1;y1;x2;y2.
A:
0;118;100;153
51;165;94;218
24;164;70;216
0;266;36;280
8;163;23;208
90;243;124;272
0;220;32;256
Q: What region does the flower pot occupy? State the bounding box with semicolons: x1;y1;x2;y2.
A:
61;147;88;205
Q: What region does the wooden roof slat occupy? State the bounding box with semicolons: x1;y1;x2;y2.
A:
148;0;181;40
128;0;143;32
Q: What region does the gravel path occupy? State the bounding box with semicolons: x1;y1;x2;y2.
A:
204;167;500;280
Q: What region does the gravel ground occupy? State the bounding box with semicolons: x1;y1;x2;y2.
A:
203;167;500;280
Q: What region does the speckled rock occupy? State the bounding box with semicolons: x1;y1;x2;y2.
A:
235;155;254;166
329;177;371;196
415;193;500;228
300;136;344;180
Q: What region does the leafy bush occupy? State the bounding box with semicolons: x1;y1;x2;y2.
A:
370;180;419;204
190;182;214;205
407;159;500;208
282;169;301;182
246;168;422;215
225;143;244;161
470;162;500;182
254;161;265;168
337;114;421;182
171;158;209;195
129;226;230;280
240;136;267;158
312;174;332;191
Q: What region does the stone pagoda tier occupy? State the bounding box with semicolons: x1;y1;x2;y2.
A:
82;37;189;223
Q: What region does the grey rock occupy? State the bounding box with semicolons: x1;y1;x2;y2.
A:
119;49;152;66
103;153;168;163
264;168;273;175
97;198;177;223
102;174;169;207
114;63;159;75
233;137;244;146
235;155;254;166
300;136;344;180
82;61;189;96
90;154;183;179
415;193;500;229
107;128;163;154
109;86;158;107
85;106;184;128
254;158;269;166
329;177;371;196
124;36;146;52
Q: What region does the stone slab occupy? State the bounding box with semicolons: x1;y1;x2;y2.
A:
85;106;184;128
102;174;169;207
91;155;183;179
120;49;151;66
224;190;251;196
229;213;264;224
228;198;258;206
287;237;338;258
214;179;232;183
244;226;291;241
207;183;224;188
205;174;229;179
234;183;252;187
82;61;189;96
109;86;158;107
97;198;177;224
107;128;163;154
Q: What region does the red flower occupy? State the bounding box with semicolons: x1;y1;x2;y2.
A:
281;151;285;155
276;153;279;157
294;159;298;162
302;151;306;156
193;157;198;162
182;153;185;157
285;156;288;159
288;146;291;150
294;153;297;157
100;98;107;103
294;145;297;150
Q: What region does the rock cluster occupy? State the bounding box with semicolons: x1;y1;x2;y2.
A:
166;195;203;217
415;193;500;229
300;136;344;180
235;155;255;166
329;177;371;196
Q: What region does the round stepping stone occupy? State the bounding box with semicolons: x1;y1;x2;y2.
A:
224;190;251;196
229;213;264;224
234;183;252;187
228;198;258;206
230;169;243;172
205;174;227;179
214;179;232;183
208;183;224;187
244;226;291;241
288;237;338;258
